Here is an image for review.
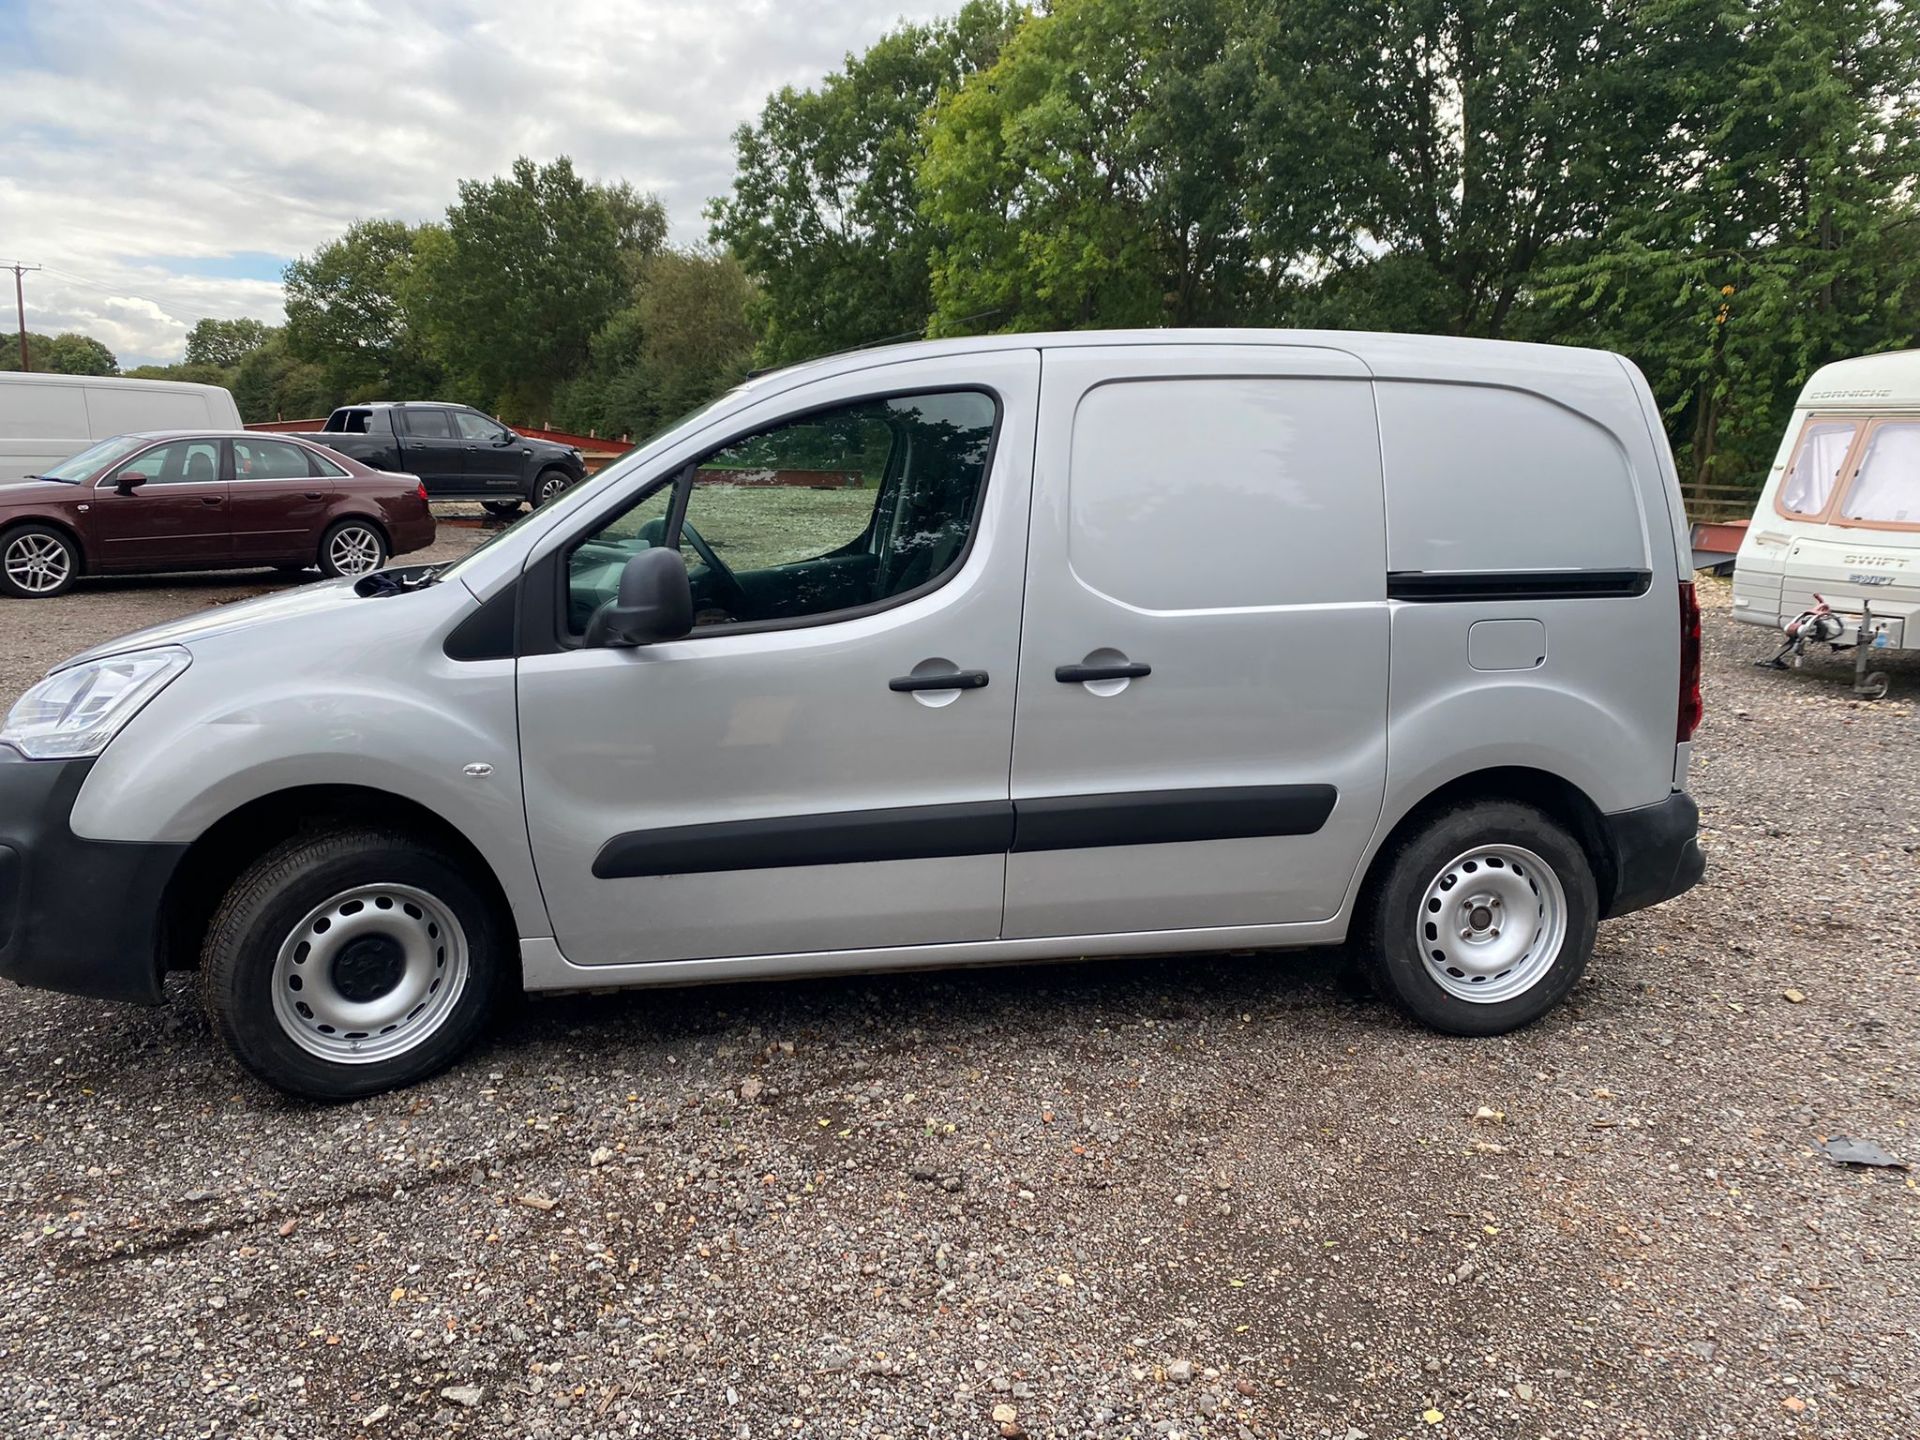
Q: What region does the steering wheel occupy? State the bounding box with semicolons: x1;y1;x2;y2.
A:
635;516;745;613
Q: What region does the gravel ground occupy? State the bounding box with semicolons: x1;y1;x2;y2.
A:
0;565;1914;1440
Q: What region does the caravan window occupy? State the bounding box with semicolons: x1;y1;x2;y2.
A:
1777;418;1858;518
1837;420;1920;528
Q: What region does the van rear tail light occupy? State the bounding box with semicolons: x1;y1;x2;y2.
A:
1677;580;1703;741
416;482;429;502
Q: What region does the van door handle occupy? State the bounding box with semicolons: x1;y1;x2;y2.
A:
889;669;989;692
1055;661;1150;683
200;496;225;506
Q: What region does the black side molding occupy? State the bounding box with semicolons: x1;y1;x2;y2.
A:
1014;785;1334;852
1387;569;1652;603
593;801;1014;879
592;785;1338;878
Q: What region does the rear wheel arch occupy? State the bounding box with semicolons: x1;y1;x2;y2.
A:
1355;767;1616;923
161;785;519;985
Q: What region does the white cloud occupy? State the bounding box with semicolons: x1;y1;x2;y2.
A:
0;0;945;365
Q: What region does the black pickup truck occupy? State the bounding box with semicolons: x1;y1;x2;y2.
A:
296;402;586;515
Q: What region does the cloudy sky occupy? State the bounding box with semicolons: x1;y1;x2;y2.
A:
0;0;941;367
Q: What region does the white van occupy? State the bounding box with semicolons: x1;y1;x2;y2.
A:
0;330;1706;1098
1732;349;1920;660
0;372;243;485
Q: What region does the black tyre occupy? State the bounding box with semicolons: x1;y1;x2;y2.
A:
482;500;523;519
533;469;573;506
200;827;511;1100
1363;800;1597;1036
0;523;80;599
317;518;388;578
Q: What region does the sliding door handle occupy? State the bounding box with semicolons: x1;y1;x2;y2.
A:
1055;661;1150;683
889;669;989;692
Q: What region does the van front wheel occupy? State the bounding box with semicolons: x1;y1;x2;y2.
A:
1364;801;1597;1036
200;827;510;1100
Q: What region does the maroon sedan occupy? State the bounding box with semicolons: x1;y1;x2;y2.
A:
0;432;436;598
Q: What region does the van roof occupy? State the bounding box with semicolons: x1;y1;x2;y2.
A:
0;371;235;396
1797;348;1920;411
737;327;1631;397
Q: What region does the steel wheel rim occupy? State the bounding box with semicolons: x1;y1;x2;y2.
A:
328;526;382;575
1416;843;1567;1003
270;883;470;1064
537;475;566;504
5;534;71;593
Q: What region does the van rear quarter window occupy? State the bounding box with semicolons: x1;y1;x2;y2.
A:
1066;376;1384;610
1377;381;1646;573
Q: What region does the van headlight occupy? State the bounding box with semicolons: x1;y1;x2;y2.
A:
1;647;192;760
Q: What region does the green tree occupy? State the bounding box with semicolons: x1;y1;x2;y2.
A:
709;1;1019;365
414;156;629;416
1538;0;1920;486
1;331;118;374
1248;0;1719;339
284;218;443;398
554;249;756;440
120;361;231;386
921;0;1287;335
229;329;339;422
184;316;272;369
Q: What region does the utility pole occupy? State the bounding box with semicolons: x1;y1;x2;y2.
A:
8;263;41;371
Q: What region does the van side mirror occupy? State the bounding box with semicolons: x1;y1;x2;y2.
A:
114;471;149;495
584;546;693;648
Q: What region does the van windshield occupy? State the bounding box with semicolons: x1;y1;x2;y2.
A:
32;434;148;483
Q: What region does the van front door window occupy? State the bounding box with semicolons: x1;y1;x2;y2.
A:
566;391;997;633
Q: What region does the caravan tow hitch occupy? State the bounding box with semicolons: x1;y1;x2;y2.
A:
1758;593;1893;700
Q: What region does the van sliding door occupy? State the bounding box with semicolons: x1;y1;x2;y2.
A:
1003;345;1389;939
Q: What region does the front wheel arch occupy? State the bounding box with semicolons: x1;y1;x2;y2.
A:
160;784;520;987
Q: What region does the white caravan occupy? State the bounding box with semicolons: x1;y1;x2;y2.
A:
0;372;243;486
1732;350;1920;670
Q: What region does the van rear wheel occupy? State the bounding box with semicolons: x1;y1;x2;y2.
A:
1364;801;1597;1035
200;827;510;1100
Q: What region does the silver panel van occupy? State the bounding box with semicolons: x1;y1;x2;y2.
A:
0;331;1706;1098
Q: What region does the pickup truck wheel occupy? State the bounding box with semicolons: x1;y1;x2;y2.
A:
1363;801;1597;1036
0;524;80;599
318;519;387;578
200;827;511;1100
482;500;523;519
533;469;573;506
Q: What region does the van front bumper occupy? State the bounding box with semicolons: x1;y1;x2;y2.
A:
1601;790;1706;919
0;752;185;1005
